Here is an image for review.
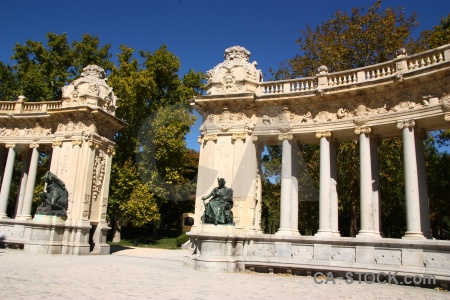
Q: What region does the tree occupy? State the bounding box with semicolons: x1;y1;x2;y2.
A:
10;32;112;101
280;0;418;79
107;45;204;240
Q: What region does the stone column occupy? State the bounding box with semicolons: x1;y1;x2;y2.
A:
315;131;333;236
15;149;31;217
0;144;17;219
415;128;432;239
330;139;340;236
17;144;40;220
291;140;300;235
397;120;425;239
370;135;382;236
355;126;379;238
276;133;293;236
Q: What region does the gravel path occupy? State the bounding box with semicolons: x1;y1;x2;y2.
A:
0;247;447;299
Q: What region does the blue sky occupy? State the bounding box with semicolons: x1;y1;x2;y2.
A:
1;0;449;151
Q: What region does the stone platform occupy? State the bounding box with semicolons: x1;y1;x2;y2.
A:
186;231;450;286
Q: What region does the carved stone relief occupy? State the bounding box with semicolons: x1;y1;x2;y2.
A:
92;150;106;203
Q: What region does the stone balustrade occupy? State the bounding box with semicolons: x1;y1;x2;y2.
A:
258;43;450;96
0;100;63;114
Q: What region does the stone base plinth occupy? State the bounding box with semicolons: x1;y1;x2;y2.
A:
0;218;93;255
185;232;450;286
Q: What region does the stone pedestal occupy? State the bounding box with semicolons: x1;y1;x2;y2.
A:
187;225;244;273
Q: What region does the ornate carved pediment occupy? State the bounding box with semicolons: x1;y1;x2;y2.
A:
205;46;262;95
61;65;118;115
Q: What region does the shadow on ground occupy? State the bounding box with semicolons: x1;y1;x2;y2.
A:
109;245;133;254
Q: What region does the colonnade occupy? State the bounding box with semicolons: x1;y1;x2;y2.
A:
0;143;43;220
275;120;432;239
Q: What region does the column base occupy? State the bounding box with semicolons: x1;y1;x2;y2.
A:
0;214;10;220
14;215;32;221
314;230;339;237
403;231;425;240
356;230;382;239
291;230;301;236
276;228;293;236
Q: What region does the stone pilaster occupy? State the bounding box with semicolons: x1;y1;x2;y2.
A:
49;140;63;175
276;133;293;235
315;131;333;236
0;144;16;219
397;120;425;239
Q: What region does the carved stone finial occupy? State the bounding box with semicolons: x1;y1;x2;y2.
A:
396;48;407;57
61;65;118;115
205;46;262;95
318;65;328;75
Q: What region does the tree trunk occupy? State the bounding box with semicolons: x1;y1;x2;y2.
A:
112;220;122;243
350;199;358;237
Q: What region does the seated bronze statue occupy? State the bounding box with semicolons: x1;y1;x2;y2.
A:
36;172;69;219
201;178;234;225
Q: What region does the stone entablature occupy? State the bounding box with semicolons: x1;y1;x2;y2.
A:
194;44;450;144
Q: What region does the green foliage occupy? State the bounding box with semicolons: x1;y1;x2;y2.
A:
280;0;418;78
413;13;450;52
10;32;112;101
108;44;204;239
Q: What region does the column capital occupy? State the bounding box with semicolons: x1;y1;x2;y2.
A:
29;143;39;149
278;133;293;141
203;134;218;143
396;120;415;130
88;140;100;149
354;126;371;135
444;114;450;122
107;146;116;156
5;143;15;149
52;140;63;148
72;139;83;147
231;132;246;142
315;131;331;139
